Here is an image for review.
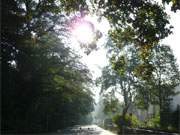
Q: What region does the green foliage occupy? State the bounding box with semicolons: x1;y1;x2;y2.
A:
126;114;140;128
2;32;94;133
141;108;179;132
138;106;179;132
112;113;140;129
134;62;154;80
98;44;141;119
95;0;172;52
2;0;180;133
103;92;123;116
60;0;88;14
134;45;180;127
151;45;179;110
94;0;174;83
1;0;94;133
112;114;121;128
162;0;180;11
145;114;160;128
111;55;127;76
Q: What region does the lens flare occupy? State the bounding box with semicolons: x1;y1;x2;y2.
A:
72;21;95;44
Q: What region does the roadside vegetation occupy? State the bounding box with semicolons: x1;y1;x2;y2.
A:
2;0;180;134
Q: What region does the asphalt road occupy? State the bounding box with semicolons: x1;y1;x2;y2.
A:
52;125;116;135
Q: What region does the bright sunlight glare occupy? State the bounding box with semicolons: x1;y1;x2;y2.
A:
71;17;95;44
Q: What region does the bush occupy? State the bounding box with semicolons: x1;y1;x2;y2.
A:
143;112;179;133
112;113;140;129
112;114;121;128
145;114;160;128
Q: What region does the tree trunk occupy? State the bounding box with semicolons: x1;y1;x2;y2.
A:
122;89;129;120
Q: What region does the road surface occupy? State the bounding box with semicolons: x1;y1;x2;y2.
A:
53;125;116;135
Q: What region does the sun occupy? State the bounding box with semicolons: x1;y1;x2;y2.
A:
71;18;95;44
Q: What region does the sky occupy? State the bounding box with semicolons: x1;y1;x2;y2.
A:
69;15;110;102
71;7;180;79
70;15;110;80
162;6;180;67
69;6;180;102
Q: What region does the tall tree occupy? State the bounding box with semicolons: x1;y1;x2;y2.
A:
2;31;94;133
1;0;94;133
135;44;180;127
150;45;180;127
103;91;122;117
97;44;140;120
93;0;172;50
